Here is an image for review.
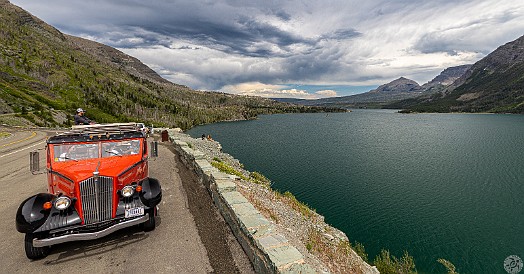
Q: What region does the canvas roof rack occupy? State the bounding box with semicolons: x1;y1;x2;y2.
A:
46;123;145;144
61;123;141;136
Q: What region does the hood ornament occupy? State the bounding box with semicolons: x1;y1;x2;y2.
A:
93;161;101;180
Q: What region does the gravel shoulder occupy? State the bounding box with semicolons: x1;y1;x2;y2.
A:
161;140;255;274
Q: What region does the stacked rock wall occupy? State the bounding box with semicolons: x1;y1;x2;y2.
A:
170;130;316;273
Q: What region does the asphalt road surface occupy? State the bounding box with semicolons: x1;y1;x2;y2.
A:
0;127;254;273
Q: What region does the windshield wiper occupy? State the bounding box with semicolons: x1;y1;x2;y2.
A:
104;150;122;157
57;155;78;162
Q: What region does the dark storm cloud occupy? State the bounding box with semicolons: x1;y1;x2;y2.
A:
150;17;317;57
413;33;466;55
321;28;361;41
273;10;292;21
281;48;346;81
10;0;524;97
41;0;318;58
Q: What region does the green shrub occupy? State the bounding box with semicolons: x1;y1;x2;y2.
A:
354;241;369;263
306;242;313;251
373;249;416;274
437;258;459;274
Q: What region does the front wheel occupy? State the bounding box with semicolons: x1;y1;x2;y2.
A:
142;207;157;232
24;233;50;260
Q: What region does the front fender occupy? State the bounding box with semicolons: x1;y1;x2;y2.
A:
34;204;82;233
16;193;54;233
139;178;162;207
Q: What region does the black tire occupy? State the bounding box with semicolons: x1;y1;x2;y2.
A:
142;207;156;232
24;233;50;260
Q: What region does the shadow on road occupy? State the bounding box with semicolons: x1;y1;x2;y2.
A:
41;224;153;265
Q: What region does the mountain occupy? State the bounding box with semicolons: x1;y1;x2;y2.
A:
324;77;425;107
0;0;339;129
420;65;472;93
371;77;422;93
396;36;524;113
274;66;471;108
272;77;425;108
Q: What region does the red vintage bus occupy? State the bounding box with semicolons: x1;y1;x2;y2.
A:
16;123;162;259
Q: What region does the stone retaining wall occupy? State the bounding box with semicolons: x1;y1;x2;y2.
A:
167;129;317;273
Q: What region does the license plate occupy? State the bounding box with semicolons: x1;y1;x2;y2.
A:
125;207;144;218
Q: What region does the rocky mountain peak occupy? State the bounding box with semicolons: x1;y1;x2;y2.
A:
429;65;472;85
371;77;421;93
421;64;471;93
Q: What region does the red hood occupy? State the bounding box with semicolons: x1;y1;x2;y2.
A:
52;155;142;182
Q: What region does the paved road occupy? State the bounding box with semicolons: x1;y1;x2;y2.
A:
0;127;253;273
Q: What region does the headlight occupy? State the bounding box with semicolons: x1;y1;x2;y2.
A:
122;185;134;197
54;196;71;210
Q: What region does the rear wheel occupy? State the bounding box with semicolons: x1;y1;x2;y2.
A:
142;207;157;232
24;233;50;260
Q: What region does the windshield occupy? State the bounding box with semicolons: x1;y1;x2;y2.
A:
54;143;99;162
101;140;140;157
53;139;140;162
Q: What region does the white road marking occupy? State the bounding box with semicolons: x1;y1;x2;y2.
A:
0;141;45;158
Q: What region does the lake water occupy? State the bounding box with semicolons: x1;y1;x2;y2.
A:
187;109;524;274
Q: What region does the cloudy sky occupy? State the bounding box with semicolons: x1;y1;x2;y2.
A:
10;0;524;99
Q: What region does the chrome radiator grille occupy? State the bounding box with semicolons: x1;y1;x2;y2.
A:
79;176;114;224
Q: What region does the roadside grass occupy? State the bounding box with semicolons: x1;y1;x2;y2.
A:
279;191;316;218
249;171;271;187
210;160;271;187
305;228;367;273
211;160;248;181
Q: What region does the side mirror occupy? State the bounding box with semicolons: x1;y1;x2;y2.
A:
150;141;158;157
30;151;40;174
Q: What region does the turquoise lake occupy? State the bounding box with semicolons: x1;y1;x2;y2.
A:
187;109;524;273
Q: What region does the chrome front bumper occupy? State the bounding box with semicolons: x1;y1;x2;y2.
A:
33;214;149;247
